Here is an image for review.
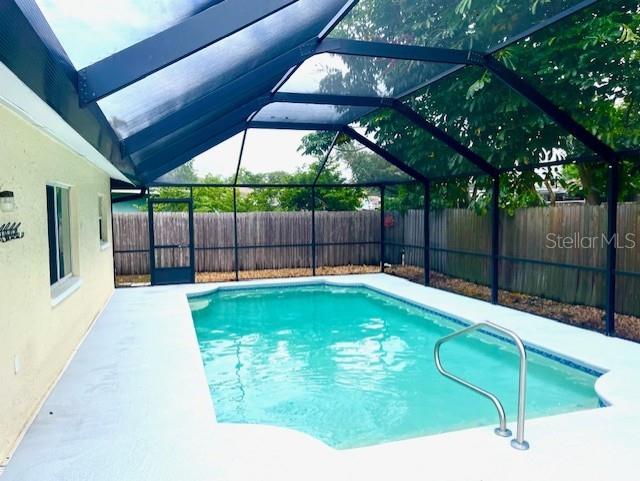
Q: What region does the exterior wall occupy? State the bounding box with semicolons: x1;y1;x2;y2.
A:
0;102;114;461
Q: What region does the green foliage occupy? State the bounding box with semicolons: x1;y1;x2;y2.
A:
301;0;640;210
562;161;640;203
147;157;366;213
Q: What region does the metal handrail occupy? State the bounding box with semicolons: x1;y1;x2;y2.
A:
434;321;530;450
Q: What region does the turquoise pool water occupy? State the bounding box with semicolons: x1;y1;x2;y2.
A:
191;284;601;449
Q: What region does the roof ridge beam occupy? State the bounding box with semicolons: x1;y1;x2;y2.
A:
316;38;483;65
247;121;343;131
78;0;300;105
272;92;394;107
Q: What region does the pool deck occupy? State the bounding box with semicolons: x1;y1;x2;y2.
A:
3;274;640;481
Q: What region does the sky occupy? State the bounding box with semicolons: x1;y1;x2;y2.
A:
36;0;216;68
192;129;313;179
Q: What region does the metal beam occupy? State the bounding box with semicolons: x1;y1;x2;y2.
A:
248;121;343;131
318;0;360;39
311;185;316;276
233;187;239;281
491;175;500;304
342;126;430;184
392;101;499;177
316;38;482;65
136;97;269;182
269;93;498;179
483;56;618;161
78;0;300;104
233;129;248;186
272;92;394;107
121;39;318;155
151;180;416;188
313;132;341;185
122;39;482;157
423;181;430;286
380;185;385;272
605;160;620;335
141;122;246;184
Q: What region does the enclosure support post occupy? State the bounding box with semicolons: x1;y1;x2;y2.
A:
605;160;619;336
311;186;316;276
423;181;430;286
380;185;385;272
147;198;156;284
491;175;500;304
233;187;239;281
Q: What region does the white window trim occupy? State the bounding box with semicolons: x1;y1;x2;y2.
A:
51;276;82;307
47;180;72;189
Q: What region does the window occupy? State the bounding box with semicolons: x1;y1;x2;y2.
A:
98;194;108;245
46;185;72;285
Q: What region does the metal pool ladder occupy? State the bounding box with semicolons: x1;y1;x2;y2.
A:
434;321;530;450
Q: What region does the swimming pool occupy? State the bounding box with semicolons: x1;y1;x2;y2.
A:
190;283;602;449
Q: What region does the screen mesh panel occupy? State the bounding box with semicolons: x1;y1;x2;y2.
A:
34;0;222;68
401;66;590;170
328;0;590;51
497;0;640;150
279;53;452;97
97;0;347;139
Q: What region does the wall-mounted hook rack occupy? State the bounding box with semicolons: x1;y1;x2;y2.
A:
0;222;24;243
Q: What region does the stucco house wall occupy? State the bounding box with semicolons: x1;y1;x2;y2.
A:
0;99;115;462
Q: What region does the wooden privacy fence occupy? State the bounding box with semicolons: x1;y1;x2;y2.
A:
113;203;640;316
113;210;381;276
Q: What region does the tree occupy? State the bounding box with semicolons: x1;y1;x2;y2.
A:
278;159;366;211
301;0;640;209
148;155;366;212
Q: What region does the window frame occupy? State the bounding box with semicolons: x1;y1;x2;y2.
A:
98;193;109;247
46;182;73;287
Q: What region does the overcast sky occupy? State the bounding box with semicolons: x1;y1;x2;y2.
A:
192;130;313;179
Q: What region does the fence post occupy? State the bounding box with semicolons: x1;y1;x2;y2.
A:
311;186;316;276
188;188;195;283
147;198;156;284
380;185;385;272
605;160;619;336
491;175;500;304
233;187;239;281
424;181;430;286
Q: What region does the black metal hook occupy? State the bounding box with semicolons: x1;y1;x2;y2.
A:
0;221;24;242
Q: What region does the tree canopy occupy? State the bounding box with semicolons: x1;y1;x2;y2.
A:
305;0;640;211
149;158;367;213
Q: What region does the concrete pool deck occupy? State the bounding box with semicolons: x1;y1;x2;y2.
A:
2;274;640;481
